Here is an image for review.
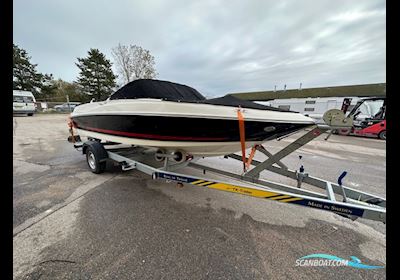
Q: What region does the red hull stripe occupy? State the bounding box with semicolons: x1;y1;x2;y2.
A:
77;125;228;141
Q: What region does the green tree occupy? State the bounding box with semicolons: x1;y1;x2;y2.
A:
13;44;53;95
36;74;57;101
54;79;90;102
76;49;117;101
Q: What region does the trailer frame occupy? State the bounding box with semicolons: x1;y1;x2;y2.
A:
71;124;386;224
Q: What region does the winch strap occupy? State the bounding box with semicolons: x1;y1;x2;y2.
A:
246;146;257;169
237;109;246;172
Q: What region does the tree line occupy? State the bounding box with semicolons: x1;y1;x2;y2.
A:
13;43;158;102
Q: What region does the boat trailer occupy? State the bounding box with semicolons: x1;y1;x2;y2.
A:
68;120;385;224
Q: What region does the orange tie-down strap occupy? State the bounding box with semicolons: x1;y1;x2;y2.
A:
67;115;76;143
245;146;258;169
237;109;247;172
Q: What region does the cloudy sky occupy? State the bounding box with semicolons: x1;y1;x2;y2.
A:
13;0;385;97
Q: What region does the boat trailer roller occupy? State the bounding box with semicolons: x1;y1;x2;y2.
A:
69;121;385;224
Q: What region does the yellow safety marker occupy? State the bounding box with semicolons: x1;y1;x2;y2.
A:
156;172;304;205
192;179;206;185
189;180;304;204
279;197;304;203
269;195;292;200
205;182;279;198
197;181;215;186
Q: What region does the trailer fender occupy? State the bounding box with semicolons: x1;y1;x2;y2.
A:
82;141;108;162
82;141;108;174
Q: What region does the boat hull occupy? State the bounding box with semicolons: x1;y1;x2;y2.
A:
71;114;311;156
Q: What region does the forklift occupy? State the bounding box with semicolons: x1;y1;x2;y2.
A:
336;97;386;140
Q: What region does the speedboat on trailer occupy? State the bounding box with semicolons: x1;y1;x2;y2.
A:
70;79;315;158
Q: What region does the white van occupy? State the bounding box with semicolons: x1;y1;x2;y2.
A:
13;90;37;116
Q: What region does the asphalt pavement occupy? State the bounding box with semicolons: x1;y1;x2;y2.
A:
13;114;386;280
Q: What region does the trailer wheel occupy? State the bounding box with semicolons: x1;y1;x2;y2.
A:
378;130;386;140
84;142;108;173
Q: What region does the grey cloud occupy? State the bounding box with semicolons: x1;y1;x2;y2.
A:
13;0;385;97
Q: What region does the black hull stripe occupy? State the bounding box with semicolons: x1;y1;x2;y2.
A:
72;115;311;142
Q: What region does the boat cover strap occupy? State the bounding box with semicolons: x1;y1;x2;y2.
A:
237;108;246;172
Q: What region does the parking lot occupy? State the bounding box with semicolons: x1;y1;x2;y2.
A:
13;114;386;279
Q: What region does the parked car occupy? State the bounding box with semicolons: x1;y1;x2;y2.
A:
54;102;81;112
13;90;37;116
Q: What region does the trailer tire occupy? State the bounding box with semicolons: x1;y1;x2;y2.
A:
84;142;108;173
378;130;386;140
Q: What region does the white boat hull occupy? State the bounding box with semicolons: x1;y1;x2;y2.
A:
72;99;315;157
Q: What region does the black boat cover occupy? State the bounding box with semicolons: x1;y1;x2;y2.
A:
110;79;289;112
110;79;206;101
202;95;286;111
